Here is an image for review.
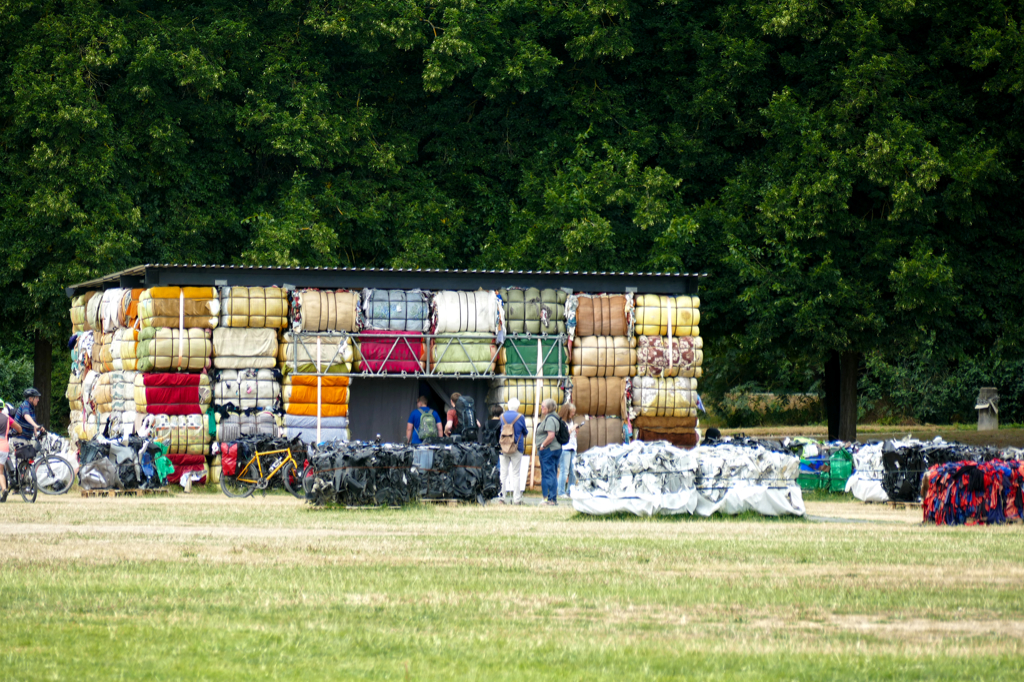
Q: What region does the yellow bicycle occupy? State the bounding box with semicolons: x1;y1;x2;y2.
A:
220;448;305;499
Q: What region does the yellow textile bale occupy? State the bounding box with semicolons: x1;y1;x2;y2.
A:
138;287;220;329
278;333;357;374
111;329;139;371
485;379;564;416
569;337;637;377
219;286;289;328
91;333;114;373
634;295;700;337
631;377;699;418
212;328;278;369
151;414;210;456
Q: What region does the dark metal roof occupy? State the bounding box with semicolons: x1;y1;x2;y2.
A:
67;263;705;297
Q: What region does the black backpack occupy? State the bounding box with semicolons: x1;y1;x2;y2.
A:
556;417;570;446
455;396;478;440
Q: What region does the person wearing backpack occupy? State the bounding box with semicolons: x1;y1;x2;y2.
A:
406;396;443;445
498;397;528;505
537;398;564;506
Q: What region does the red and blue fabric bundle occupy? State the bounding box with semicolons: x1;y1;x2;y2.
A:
923;460;1024;526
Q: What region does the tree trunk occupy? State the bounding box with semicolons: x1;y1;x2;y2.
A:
838;351;860;442
825;351;840;441
33;330;52;429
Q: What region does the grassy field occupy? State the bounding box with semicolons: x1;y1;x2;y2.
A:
2;493;1022;681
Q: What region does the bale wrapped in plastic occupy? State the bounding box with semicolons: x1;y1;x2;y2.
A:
110;329;140;371
430;334;496;374
219;286;288;328
634;294;700;337
116;288;145;329
635;335;704;378
573;440;803;517
419;442;500;502
134;373;212;415
485;379;564;416
85;292;103;333
570;377;625;416
289;289;360;332
166;453;206;486
570;337;637;377
99;288;128;333
71;332;94;375
362;289;431;332
213;369;281;411
499;288;567;335
631;377;698;418
357;331;425;373
303;441;419;507
91;333;114;373
574;416;624;452
136;327;213;373
70;292;92;333
216;412;279;442
66;373;83;411
138;287;220;329
281;415;350;444
150;413;211;456
433;290;500;334
569;294;632;337
93;371;138;415
278;332;357;374
212;327;279;369
497;338;567;377
282;375;349;417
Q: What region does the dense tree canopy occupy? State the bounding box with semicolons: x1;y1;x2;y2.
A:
1;0;1022;430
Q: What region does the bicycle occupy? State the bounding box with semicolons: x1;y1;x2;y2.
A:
31;433;76;495
220;447;305;499
2;442;37;503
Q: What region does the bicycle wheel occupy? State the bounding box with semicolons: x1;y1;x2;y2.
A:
18;461;37;503
220;472;256;498
302;465;317;496
281;461;305;499
32;455;75;495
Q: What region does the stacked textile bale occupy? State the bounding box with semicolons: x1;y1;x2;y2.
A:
278;332;357;374
923;460;1024;526
282;375;350;443
110;329;140;371
134;373;212;415
136;328;213;373
150;414;209;484
219;286;288;328
215;412;279;442
570;337;636;377
212;328;278;369
91;333;115;373
289;289;360;332
433;290;500;334
213;369;281;411
630;295;702;447
70;293;92;333
362;289;430;332
357;331;425;373
138;287;220;329
574;416;624;451
430;334;496;374
85;293;104;334
116;288;144;329
573;440;803;517
498;338;567;377
500;288;567;335
93;371;138;439
568;293;632;338
485;379;564;416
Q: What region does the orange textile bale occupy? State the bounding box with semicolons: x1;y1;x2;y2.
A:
570;377;626;416
574;294;628;337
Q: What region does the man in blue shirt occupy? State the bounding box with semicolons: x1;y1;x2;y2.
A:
406;396;442;445
13;388;44;438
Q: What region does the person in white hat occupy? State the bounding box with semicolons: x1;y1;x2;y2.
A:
497;397;528;505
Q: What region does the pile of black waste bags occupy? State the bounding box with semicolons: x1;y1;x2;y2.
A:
304;441;419;506
880;438;1000;502
301;440;501;506
416;441;500;502
77;436;171;490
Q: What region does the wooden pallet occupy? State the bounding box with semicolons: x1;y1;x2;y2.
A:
421;498;460;507
81;488;170;498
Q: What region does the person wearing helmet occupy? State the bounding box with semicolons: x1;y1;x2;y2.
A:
13;388;45;438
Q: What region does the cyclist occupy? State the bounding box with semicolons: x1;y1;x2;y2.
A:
13;387;46;439
1;402;25;502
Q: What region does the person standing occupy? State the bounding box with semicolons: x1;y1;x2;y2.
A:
556;403;577;498
537;398;562;506
444;392;462;436
406;396;442;445
1;403;25;502
498;397;528;505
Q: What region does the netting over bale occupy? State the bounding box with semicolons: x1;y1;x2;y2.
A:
573;439;804;517
362;289;431;332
